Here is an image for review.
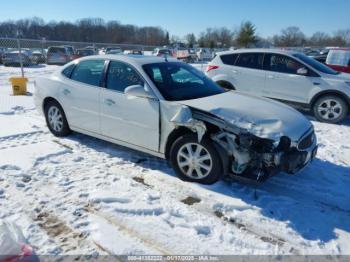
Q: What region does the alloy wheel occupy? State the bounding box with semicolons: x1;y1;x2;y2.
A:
177;143;213;179
48;106;63;132
317;98;343;120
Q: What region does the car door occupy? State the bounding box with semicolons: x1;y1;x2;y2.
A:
230;52;266;96
100;60;159;151
263;54;316;103
59;59;105;133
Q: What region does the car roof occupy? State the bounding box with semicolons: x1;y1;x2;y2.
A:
48;46;66;49
76;54;178;65
215;48;300;56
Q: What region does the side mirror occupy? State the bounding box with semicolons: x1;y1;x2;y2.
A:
124;84;155;99
297;67;308;76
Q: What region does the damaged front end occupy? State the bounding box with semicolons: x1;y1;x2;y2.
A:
170;106;318;182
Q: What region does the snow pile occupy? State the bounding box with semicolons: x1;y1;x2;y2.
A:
0;64;349;255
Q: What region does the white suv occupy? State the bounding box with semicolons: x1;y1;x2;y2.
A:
206;49;350;123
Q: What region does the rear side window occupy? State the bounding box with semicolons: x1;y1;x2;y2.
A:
106;61;144;92
159;50;171;55
71;60;105;87
265;54;304;75
220;54;238;65
62;64;75;78
235;53;264;69
65;47;74;55
48;47;65;54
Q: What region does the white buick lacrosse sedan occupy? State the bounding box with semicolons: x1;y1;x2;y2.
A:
34;55;317;184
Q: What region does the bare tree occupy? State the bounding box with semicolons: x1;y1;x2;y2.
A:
185;33;196;48
334;29;350;46
273;26;306;47
197;27;234;48
0;17;168;45
308;32;330;46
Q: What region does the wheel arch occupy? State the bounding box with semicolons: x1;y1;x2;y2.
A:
165;127;195;160
42;97;71;126
310;90;350;114
165;123;230;176
43;96;61;111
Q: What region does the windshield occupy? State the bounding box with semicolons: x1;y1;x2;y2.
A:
293;53;339;75
143;62;225;101
78;49;94;56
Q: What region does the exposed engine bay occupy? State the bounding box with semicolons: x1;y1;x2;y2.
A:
169;105;318;181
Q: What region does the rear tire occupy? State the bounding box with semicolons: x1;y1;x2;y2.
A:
313;95;348;124
44;100;71;137
169;134;222;184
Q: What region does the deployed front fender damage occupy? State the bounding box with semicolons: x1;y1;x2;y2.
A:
161;103;315;181
161;104;277;180
170;105;207;142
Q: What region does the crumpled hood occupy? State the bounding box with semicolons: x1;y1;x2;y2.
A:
180;91;312;142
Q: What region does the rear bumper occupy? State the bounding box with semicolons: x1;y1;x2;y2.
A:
33;90;44;116
47;57;69;65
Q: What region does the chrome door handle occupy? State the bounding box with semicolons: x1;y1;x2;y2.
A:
63;89;71;95
232;70;238;74
105;99;116;105
267;75;275;79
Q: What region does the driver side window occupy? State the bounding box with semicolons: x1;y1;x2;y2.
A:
266;54;304;75
106;61;144;92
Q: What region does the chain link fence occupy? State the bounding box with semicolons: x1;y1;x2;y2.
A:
0;37;157;77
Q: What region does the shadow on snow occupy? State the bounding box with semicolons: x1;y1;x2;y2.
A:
66;131;350;243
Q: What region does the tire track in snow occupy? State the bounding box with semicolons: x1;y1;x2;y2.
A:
2;121;341;254
41;134;305;253
3;183;107;255
130;174;301;254
86;204;173;255
0;131;46;150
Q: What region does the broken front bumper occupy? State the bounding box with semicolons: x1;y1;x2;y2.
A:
280;144;318;174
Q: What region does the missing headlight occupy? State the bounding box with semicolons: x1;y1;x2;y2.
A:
277;136;291;151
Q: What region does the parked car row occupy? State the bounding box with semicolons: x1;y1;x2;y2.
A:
1;48;47;66
301;47;350;74
0;45;143;67
152;47;223;63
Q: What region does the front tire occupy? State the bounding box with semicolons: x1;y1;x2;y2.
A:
44;100;71;137
313;95;348;123
169;134;222;184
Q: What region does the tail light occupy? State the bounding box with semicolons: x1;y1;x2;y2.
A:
206;65;219;72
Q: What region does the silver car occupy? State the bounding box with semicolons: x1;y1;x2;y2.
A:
206;49;350;123
47;46;75;65
34;55;317;184
2;50;33;66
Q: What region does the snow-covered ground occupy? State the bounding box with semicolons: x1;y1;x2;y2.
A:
0;64;349;256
